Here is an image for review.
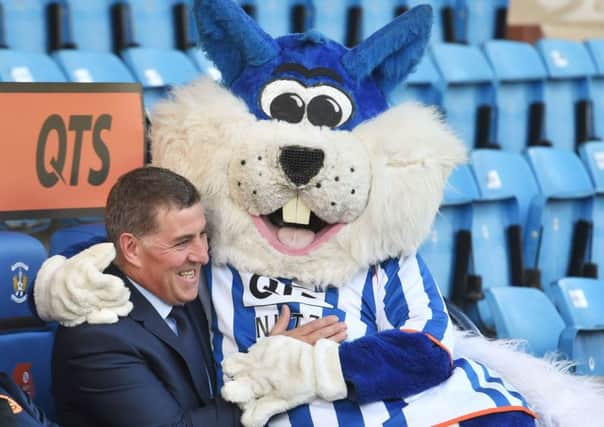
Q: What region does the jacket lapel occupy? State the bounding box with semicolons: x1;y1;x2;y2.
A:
105;264;210;403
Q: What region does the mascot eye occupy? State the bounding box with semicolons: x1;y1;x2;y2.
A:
307;95;342;128
306;85;353;128
270;93;305;123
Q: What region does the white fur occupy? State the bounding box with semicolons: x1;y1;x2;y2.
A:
454;330;604;427
152;79;466;287
222;336;346;427
34;243;131;326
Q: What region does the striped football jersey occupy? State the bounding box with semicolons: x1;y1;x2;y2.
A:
205;254;535;426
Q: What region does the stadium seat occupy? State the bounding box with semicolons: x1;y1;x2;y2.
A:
52;49;136;82
187;48;221;81
0;0;54;52
482;40;548;153
552;277;604;375
0;232;55;419
430;43;496;150
470;149;540;272
419;164;478;302
525;147;595;297
389;54;441;107
485;286;565;357
0;49;67;82
239;0;313;39
121;0;197;50
535;39;596;151
464;149;539;332
313;0;355;46
455;0;508;45
120;47;200;115
49;223;107;256
61;0;118;52
360;0;400;40
585;39;604;141
578;141;604;279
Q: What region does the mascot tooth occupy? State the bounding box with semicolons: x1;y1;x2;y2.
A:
34;0;604;426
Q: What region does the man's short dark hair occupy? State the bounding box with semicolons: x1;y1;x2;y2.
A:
105;166;201;244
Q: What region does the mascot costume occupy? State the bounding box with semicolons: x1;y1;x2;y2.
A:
34;0;604;426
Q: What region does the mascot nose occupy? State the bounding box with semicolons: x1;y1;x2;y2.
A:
279;145;325;186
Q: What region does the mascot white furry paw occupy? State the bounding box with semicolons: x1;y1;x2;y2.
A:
34;0;604;426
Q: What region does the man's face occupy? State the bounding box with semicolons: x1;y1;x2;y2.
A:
136;202;209;305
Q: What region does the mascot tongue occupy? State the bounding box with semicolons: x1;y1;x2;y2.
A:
277;227;315;249
278;197;315;249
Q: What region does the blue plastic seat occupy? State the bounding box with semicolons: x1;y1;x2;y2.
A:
49;223;107;257
360;0;400;40
525;147;595;296
313;0;354;45
52;50;136;83
251;0;313;38
419;165;478;301
552;277;604;375
585;39;604;141
430;43;496;150
536;39;595;151
485;286;565;357
0;49;67;82
482;41;547;153
465;150;540;331
0;0;54;52
187;48;221;81
0;232;55;419
120;47;200;115
578;142;604;279
389;54;441;107
455;0;508;45
62;0;117;52
122;0;196;50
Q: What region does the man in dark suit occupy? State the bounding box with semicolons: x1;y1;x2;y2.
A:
0;372;58;427
52;166;238;427
52;166;345;427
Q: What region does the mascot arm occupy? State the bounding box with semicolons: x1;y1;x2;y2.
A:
33;242;132;326
339;255;454;403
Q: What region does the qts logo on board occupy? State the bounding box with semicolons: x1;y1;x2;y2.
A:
0;83;145;217
36;114;112;188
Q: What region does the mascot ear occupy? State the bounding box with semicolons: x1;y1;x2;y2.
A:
194;0;280;86
342;5;432;95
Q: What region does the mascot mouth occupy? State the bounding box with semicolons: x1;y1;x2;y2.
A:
252;196;344;256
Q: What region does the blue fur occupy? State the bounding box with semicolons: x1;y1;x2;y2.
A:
339;329;452;403
194;0;433;130
231;34;388;130
342;5;433;95
194;0;279;86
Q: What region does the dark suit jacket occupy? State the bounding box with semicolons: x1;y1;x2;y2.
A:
52;264;241;427
0;372;59;427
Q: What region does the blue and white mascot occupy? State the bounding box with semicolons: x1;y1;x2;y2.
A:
34;0;604;426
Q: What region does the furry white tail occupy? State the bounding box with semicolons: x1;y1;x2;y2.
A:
454;330;604;427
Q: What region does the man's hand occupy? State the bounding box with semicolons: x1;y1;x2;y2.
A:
269;305;347;344
34;243;132;326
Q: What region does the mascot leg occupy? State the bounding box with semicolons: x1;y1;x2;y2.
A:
460;411;536;427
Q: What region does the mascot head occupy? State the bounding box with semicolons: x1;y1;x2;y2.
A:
152;0;465;286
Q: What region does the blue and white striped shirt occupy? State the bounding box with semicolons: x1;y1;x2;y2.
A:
205;255;534;426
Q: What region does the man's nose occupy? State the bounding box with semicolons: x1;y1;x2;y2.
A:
188;237;209;264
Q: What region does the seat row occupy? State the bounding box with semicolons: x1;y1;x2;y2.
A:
0;0;507;54
418;142;604;374
401;38;604;153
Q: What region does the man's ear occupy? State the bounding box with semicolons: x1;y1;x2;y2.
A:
118;233;143;268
